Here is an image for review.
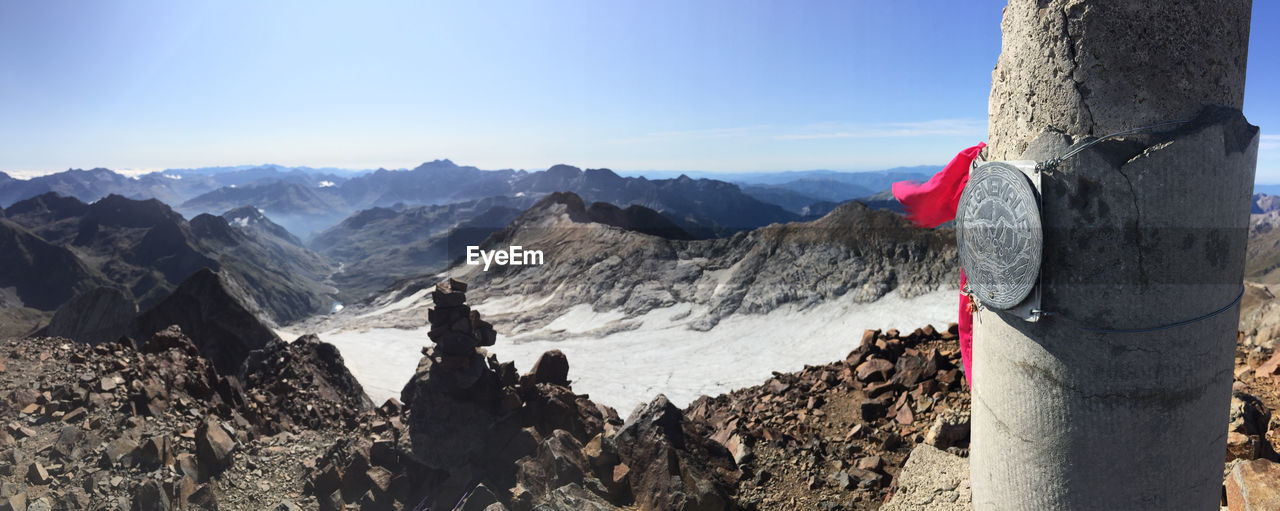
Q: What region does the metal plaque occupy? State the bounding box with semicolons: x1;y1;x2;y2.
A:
956;161;1043;311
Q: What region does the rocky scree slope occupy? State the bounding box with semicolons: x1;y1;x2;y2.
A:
0;325;372;510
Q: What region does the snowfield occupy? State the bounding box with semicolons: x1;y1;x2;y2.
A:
288;288;957;413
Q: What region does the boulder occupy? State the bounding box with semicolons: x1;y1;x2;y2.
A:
529;350;571;387
612;395;733;511
195;420;236;479
882;444;971;511
1226;458;1280;511
133;479;171;511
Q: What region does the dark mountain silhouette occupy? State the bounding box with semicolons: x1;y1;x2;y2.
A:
3;193;335;325
547;191;694;240
40;286;137;344
510;165;798;234
131;268;281;373
0;218;107;311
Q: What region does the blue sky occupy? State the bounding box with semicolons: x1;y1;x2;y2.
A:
0;1;1276;180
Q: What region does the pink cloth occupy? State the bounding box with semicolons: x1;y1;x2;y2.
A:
891;142;985;388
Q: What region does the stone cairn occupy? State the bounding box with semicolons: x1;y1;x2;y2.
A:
425;278;496;371
401;278;511;475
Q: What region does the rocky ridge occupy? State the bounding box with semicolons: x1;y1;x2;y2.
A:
4;193;337;328
346;192;957;336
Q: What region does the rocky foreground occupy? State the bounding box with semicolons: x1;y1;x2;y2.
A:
0;280;1278;509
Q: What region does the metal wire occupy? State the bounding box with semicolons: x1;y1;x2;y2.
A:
1031;285;1244;334
1034;119;1192;173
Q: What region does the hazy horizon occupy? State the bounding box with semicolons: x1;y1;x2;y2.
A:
1;159;946;181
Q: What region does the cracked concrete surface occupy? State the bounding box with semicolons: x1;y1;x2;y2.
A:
986;0;1251;161
973;1;1257;509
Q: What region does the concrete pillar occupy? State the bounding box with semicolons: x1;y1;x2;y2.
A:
971;1;1259;510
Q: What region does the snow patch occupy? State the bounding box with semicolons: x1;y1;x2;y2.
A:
358;288;430;319
320;289;957;412
231;217;250;228
318;180;335;188
162;174;182;180
541;304;628;334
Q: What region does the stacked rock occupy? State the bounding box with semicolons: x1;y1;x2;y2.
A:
425;278;496;371
400;278;511;474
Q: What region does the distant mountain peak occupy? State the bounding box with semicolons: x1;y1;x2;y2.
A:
546;164;583;179
86;194;184;229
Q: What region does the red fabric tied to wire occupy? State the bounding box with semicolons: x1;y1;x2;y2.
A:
891;142;985;388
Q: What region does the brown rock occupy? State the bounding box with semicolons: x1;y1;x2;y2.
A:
195;420;236;479
529;350;570;387
137;436;174;470
26;462;49;485
856;455;883;472
895;403;915;425
1257;353;1280;379
860;397;889;421
860;329;879;349
1226;458;1280;511
612;463;631;489
855;359;894;383
890;355;926;387
61;407;87;424
51;427;84;463
6;424;34;440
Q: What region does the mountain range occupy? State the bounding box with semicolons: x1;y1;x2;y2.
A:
344;190;958;336
0;161;902;239
0;192;337;337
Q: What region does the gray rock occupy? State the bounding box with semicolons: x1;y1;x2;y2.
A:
924;409;971;450
882;444;971;511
